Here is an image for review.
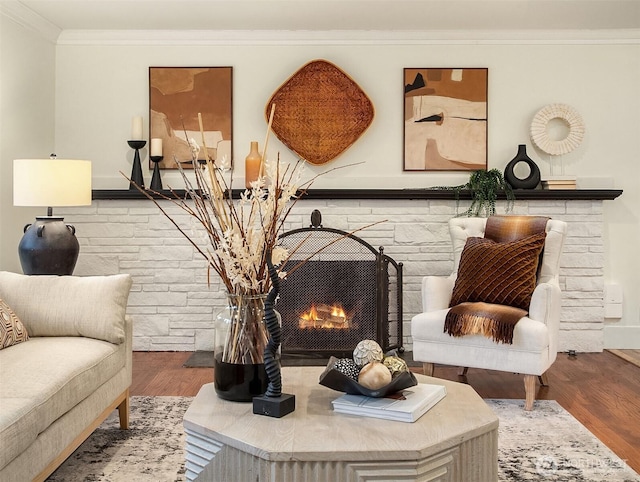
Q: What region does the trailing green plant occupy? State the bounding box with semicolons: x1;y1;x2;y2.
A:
436;168;515;217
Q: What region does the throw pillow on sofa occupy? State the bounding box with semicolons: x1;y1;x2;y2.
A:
0;298;29;349
0;272;132;344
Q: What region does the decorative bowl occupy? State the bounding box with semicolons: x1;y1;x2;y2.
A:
318;356;417;398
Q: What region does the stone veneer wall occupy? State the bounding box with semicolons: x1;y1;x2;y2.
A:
61;198;605;353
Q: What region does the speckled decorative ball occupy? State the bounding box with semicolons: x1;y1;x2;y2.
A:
333;358;360;380
353;339;384;367
383;356;408;377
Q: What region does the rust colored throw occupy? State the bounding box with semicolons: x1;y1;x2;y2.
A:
446;302;527;344
445;215;549;344
483;215;549;243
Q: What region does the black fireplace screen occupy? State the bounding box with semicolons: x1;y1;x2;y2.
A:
277;211;403;358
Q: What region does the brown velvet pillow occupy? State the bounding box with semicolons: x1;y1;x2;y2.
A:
0;298;29;349
450;232;547;310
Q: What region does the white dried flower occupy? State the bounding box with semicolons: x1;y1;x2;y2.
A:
217;155;231;171
188;138;200;158
271;246;289;267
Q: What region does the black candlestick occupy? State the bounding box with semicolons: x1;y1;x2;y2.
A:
127;140;146;190
150;155;163;190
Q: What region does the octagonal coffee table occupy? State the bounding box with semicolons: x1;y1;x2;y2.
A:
183;366;498;482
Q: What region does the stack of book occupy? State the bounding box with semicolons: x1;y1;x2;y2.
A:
542;177;577;190
331;383;447;423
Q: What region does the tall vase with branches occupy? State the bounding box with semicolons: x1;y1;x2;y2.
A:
126;111;380;401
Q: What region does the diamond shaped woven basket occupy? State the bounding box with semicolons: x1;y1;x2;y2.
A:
265;60;375;165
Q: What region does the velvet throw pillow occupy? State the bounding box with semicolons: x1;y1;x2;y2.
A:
449;231;547;311
0;298;29;349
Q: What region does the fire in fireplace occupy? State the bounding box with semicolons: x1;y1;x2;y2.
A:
299;303;351;330
277;210;403;358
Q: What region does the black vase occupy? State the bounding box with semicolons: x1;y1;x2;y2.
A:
19;216;79;275
214;354;268;402
504;144;541;189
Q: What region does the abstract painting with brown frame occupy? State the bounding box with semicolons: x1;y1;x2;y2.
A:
404;68;487;171
149;67;232;169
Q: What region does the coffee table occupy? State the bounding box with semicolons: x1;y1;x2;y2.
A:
183;366;498;481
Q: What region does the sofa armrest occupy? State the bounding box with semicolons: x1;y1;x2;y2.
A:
421;275;455;312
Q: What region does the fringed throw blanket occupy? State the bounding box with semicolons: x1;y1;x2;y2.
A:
445;302;527;344
445;215;550;344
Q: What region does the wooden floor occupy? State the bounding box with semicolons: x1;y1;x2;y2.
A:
131;350;640;474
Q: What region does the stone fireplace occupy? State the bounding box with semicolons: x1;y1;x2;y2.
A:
65;188;621;353
277;210;403;358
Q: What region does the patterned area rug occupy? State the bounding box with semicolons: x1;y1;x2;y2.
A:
47;397;639;482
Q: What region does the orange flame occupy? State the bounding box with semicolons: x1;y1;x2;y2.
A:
299;303;350;330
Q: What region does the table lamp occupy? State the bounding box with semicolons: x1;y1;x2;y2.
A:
13;158;92;275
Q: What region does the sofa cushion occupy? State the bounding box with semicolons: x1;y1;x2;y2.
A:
449;232;546;310
0;272;131;344
0;336;126;471
0;299;29;349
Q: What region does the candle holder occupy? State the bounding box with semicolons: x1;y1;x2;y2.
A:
150;155;164;190
127;140;146;190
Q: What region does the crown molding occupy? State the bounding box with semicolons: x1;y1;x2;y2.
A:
56;28;640;46
0;1;61;43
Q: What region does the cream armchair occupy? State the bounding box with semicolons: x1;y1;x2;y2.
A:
411;217;567;410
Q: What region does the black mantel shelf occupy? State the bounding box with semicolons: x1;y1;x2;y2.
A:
92;188;623;201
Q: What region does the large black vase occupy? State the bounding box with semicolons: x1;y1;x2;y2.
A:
213;354;268;402
213;294;269;402
504;144;541;189
18;216;79;275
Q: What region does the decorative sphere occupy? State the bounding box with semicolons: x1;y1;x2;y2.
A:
358;361;392;389
333;358;360;381
383;356;408;377
353;339;384;367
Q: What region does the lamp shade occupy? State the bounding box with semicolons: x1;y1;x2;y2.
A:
13;159;92;207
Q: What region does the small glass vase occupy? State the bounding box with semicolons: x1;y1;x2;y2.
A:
214;293;269;402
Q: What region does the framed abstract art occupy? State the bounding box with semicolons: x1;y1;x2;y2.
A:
403;68;487;171
149;67;233;169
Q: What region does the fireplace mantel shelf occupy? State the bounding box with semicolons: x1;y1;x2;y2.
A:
93;188;623;201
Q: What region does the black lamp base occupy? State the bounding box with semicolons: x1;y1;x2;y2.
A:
18;216;79;275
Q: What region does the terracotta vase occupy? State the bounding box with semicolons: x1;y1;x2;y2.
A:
244;141;262;189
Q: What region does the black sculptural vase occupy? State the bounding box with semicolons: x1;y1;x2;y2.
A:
19;216;79;275
504;144;541;190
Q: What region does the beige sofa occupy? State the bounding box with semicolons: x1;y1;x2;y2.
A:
0;271;133;482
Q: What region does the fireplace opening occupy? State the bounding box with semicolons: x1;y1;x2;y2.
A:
277;210;403;359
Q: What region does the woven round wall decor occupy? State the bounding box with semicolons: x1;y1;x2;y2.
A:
265;60;374;165
530;103;585;156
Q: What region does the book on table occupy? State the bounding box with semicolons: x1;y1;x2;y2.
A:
331;383;447;423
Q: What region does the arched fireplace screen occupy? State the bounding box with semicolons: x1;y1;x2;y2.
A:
277;210;403;358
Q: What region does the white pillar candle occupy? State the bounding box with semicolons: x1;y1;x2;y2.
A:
151;138;163;157
131;116;143;140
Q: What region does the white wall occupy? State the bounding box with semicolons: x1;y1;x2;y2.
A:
0;14;56;273
1;26;639;347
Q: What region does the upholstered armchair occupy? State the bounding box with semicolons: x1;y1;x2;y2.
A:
411;216;567;410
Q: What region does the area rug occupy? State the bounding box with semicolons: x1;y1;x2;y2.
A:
47;397;639;482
